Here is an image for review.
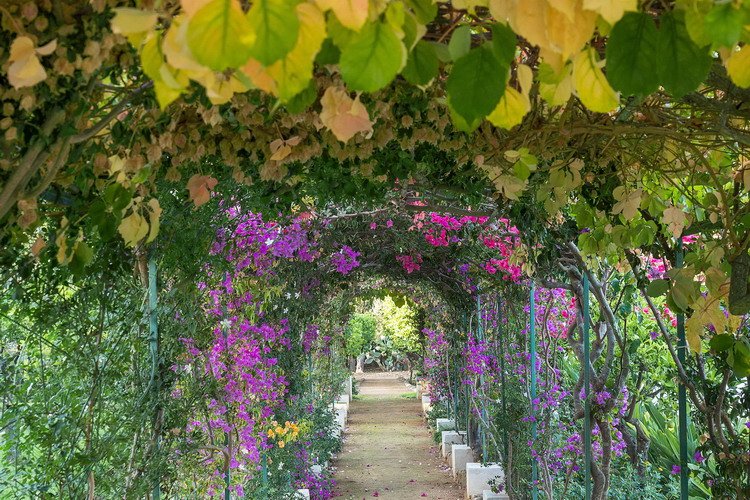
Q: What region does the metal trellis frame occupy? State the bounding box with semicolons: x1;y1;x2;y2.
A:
676;244;689;500
529;283;538;500
583;273;592;500
148;257;161;500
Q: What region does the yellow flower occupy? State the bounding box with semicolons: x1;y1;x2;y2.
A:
275;426;284;435
278;440;285;448
267;429;275;438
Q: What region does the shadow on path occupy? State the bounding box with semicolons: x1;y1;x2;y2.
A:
332;372;462;500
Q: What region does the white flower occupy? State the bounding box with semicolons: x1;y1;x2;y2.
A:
294;292;300;299
220;319;232;330
285;292;291;299
265;238;274;246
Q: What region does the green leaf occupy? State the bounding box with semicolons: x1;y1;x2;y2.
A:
315;38;341;65
448;25;471;61
247;0;300;66
430;41;451;63
605;12;659;95
187;0;256;71
405;0;437;24
340;21;406;92
628;338;641;355
656;12;712;98
284;79;317;114
513;160;531;181
446;44;507;126
491;23;517;63
646;279;669;297
70;242;93;275
709;334;734;352
703;3;745;48
402;40;438;86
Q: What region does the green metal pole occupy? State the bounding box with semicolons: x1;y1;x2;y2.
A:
148;257;161;500
583;273;592;500
529;282;538;500
676;244;689;500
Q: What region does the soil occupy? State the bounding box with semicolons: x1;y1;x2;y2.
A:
331;372;463;500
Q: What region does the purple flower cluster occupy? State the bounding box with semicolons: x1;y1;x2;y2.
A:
330;245;361;275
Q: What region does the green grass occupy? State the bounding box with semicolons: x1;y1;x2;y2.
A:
399;392;417;399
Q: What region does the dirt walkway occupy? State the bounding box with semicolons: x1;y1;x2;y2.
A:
332;372;463;500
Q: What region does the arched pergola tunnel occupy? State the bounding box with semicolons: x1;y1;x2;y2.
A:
3;178;748;500
127;202;717;500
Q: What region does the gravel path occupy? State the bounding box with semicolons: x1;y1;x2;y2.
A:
332;372;463;500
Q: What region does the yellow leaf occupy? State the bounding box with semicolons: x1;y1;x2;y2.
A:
187;174;218;207
56;232;69;264
726;44;750;88
684;315;703;353
573;47;619;113
493;174;527;200
662;205;688;237
118;211;149;247
315;0;369;31
35;39;57;56
111;8;159;35
181;0;212;17
146;198;162;243
611;186;642;220
539;62;573;105
582;0;637;26
545;2;597;60
487;87;529;130
686;294;727;353
205;74;248;104
266;3;327;101
7;36;48;89
517;63;533;94
270;144;292;161
163;15;210;74
319;86;374;142
505;0;549;51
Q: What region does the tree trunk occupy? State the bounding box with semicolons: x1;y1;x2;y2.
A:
356;354;365;373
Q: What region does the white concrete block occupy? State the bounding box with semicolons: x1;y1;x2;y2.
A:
310;464;323;476
441;430;467;458
466;463;504;499
334;401;348;414
335;408;347;430
336;393;350;404
436;418;455;431
342;376;353;399
421;394;432;413
451;444;474;477
295;488;311;499
482;490;509;500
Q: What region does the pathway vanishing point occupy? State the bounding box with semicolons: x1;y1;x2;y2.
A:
332;371;463;500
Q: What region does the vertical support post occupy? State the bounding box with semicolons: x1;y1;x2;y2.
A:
477;294;488;463
148;257;161;500
582;273;592;500
676;244;689;500
529;283;538;500
261;453;268;488
219;309;231;499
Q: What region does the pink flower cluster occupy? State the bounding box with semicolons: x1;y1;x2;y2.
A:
396;253;423;273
